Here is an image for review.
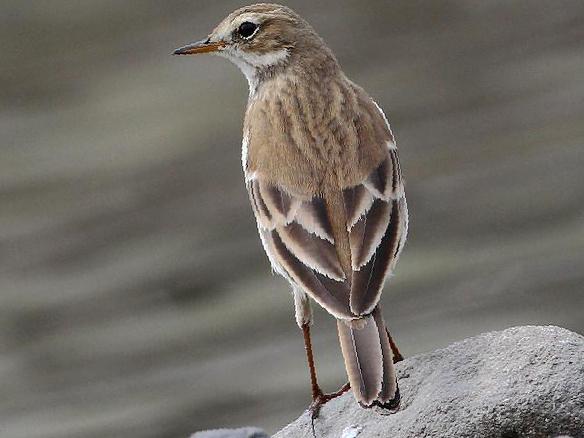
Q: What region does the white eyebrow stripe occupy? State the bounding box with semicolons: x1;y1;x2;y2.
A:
243;48;289;67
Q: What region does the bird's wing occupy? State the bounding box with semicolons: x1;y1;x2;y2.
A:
248;176;353;319
344;147;408;316
247;147;407;320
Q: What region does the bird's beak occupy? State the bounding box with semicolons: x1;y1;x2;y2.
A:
173;38;226;56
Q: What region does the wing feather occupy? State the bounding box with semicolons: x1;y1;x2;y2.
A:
247;115;406;321
278;222;345;280
258;181;300;224
343;185;375;231
295;197;335;242
250;180;274;230
268;229;353;319
364;155;392;199
350;199;404;315
248;151;406;320
349;199;391;270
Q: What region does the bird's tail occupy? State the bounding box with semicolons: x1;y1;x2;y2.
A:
337;306;398;408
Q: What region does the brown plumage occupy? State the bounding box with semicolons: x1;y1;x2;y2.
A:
174;3;408;413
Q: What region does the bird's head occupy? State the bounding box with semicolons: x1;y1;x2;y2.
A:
173;4;334;90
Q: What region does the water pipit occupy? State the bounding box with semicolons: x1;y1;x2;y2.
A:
174;3;408;417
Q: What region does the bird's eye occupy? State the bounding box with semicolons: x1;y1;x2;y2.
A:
238;21;258;39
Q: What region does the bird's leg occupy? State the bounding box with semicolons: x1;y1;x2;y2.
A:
386;328;404;363
301;323;351;420
295;290;349;426
301;322;321;400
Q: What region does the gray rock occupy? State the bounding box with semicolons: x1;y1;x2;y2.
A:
275;326;584;438
190;427;268;438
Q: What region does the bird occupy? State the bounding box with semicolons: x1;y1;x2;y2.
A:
174;3;408;417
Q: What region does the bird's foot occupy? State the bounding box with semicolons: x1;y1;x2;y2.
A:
308;382;351;419
307;382;351;436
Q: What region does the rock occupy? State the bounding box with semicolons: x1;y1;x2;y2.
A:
274;326;584;438
190;427;269;438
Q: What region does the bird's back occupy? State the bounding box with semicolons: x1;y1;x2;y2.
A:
243;72;390;196
244;70;406;314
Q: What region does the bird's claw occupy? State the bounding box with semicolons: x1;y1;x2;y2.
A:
307;383;351;436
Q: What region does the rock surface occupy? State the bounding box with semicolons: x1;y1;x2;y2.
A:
273;326;584;438
190;427;269;438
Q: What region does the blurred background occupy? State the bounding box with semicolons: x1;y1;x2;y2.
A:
1;1;583;437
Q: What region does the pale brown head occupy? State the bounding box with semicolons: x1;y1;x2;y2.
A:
173;4;337;88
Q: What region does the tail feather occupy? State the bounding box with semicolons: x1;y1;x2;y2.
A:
337;308;397;406
373;306;397;403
